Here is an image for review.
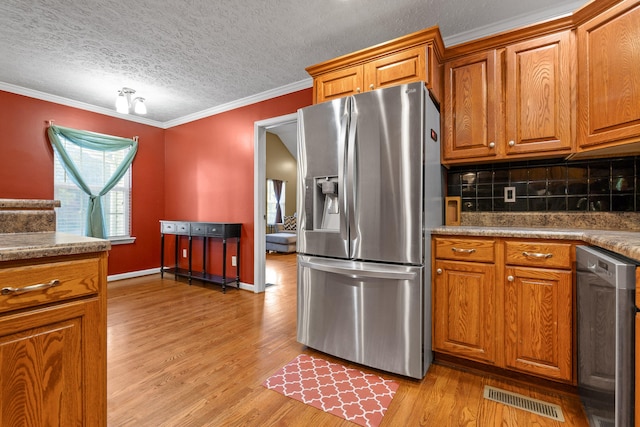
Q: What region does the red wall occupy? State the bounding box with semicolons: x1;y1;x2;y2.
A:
0;88;311;284
164;89;312;285
0;91;165;276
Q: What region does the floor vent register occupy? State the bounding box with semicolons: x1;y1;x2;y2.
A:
483;385;565;422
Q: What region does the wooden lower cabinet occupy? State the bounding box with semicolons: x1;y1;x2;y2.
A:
504;266;573;382
433;259;496;363
0;253;107;427
433;235;576;384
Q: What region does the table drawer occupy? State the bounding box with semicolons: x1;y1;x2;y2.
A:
0;256;100;314
505;241;572;269
190;222;209;236
434;237;495;262
161;221;189;235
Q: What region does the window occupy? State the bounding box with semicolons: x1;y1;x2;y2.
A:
54;141;132;240
266;179;285;224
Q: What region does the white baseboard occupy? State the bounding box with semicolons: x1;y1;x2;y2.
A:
107;268;254;292
108;268;160;282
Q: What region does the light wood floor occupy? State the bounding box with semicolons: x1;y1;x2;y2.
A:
107;253;589;426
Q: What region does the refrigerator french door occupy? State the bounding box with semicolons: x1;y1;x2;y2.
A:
296;82;442;379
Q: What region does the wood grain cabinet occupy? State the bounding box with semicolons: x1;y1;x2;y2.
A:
0;252;107;427
576;0;640;155
433;237;497;364
307;27;444;105
432;236;577;384
443;30;574;165
443;50;501;162
504;241;574;382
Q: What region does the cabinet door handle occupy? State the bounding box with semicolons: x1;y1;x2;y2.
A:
488;142;495;148
369;84;375;90
1;279;61;296
507;275;514;282
522;251;552;259
452;247;476;254
508;140;515;147
436;268;443;274
356;87;361;93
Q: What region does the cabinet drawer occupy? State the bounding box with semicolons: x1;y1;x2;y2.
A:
0;257;100;314
161;221;189;235
434;237;495;262
505;241;572;269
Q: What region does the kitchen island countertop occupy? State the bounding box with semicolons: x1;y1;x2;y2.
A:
431;226;640;263
0;232;111;262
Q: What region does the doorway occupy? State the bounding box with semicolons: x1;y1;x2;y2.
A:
253;113;297;293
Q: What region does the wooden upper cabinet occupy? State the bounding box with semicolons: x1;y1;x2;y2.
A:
314;65;364;103
364;46;427;92
505;31;574;156
443;50;501;162
307;27;444;105
577;0;640;153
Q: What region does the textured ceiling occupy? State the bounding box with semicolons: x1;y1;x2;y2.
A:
0;0;587;126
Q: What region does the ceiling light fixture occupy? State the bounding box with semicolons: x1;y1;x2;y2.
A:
116;87;147;115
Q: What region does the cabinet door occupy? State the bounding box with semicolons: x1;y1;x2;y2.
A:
433;260;496;363
314;65;363;104
364;46;426;92
443;50;501;162
505;31;574;156
0;298;104;427
504;266;573;382
577;0;640;150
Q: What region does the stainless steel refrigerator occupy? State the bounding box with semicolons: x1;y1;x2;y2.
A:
296;81;442;379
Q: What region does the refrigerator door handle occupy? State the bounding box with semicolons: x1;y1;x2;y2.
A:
299;258;417;281
346;105;358;243
338;99;351;241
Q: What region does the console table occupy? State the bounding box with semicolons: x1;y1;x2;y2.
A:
160;221;241;293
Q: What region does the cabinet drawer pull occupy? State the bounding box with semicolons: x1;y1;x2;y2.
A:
1;279;61;296
522;251;553;259
452;247;476;254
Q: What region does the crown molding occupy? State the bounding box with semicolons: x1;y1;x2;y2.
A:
443;1;585;47
162;78;312;129
0;81;165;128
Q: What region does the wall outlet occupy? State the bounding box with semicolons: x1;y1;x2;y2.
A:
182;248;187;258
231;256;237;267
504;186;516;203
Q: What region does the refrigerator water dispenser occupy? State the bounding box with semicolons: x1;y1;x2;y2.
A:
316;176;339;230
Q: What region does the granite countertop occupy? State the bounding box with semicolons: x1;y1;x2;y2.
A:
431;226;640;263
0;232;111;262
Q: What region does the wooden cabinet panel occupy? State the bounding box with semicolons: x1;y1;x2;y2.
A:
434;237;495;262
0;252;107;427
364;46;427;92
577;0;640;150
504;241;573;269
314;65;364;104
505;31;574;155
504;266;573;382
0;257;100;314
443;50;501;161
433;260;496;363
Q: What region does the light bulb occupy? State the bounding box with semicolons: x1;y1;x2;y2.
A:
115;91;129;114
133;97;147;114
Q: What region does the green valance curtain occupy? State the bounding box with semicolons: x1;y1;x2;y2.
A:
47;125;138;239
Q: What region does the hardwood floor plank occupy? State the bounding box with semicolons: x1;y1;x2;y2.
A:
107;253;588;426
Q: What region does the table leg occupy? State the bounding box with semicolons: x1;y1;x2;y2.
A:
222;238;227;293
160;233;165;278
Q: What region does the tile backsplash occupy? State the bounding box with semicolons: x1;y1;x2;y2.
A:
446;156;639;212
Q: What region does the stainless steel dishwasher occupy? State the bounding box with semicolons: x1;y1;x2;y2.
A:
576;245;636;427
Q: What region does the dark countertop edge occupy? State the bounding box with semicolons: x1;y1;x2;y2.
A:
0;232;111;262
0;199;61;209
430;226;640;263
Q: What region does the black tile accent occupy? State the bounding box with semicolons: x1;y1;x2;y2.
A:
446;156;640;212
